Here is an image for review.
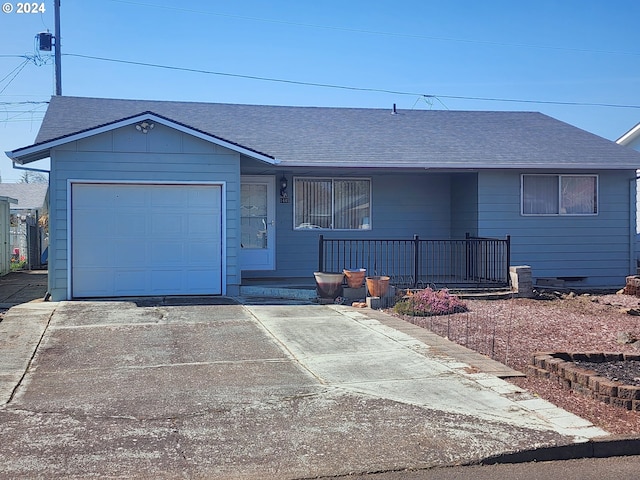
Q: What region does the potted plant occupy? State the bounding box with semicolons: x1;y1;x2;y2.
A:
343;268;366;288
366;276;390;297
313;271;345;299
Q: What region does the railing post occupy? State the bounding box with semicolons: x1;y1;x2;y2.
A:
465;232;470;280
413;234;419;288
505;234;511;284
318;234;324;272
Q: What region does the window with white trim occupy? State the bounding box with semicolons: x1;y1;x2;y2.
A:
522;174;598;215
294;177;371;230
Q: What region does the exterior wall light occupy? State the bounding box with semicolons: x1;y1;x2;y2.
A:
280;175;289;203
135;121;154;134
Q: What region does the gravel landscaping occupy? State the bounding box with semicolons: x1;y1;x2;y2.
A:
393;291;640;435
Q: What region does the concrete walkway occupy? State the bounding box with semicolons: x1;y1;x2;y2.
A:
250;304;604;438
0;292;610;478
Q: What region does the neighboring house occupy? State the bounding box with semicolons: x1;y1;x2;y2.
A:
6;96;640;301
0;195;18;275
0;183;48;270
617;122;640;150
616;122;640;268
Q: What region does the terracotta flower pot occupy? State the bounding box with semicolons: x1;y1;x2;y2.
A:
343;268;366;288
366;276;390;297
314;272;344;299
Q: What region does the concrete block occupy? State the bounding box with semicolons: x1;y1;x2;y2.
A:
366;295;395;309
617;385;640;400
598;380;618;397
343;286;366;300
509;265;533;298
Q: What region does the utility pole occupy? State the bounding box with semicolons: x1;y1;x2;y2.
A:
54;0;61;95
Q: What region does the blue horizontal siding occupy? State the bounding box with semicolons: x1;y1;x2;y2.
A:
245;172;454;280
477;170;635;287
48;127;242;300
245;168;636;288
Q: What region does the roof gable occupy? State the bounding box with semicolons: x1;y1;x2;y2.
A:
7;110;278;165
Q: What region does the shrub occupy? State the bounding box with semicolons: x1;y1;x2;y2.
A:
10;256;26;271
394;287;468;316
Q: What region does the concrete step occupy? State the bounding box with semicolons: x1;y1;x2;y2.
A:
239;285;317;301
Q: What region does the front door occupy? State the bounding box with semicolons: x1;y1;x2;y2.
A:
240;176;276;270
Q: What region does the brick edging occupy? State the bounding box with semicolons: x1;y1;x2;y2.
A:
529;352;640;411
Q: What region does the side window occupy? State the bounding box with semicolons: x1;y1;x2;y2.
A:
522;174;597;215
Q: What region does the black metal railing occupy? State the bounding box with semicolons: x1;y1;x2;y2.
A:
318;233;511;288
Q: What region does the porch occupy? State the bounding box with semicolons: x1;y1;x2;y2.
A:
240;234;512;300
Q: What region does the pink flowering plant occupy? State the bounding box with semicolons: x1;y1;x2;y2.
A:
394;287;468;317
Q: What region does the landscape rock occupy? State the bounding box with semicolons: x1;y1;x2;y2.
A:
617;332;638;345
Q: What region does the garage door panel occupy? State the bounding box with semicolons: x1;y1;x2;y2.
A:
73;209;113;237
188;242;219;263
72;184;222;298
73;268;116;297
150;241;184;264
151;269;183;292
187;269;222;292
114;188;147;206
151;212;184;235
152;187;185;206
188;189;217;207
116;213;146;236
190;215;220;235
114;270;148;294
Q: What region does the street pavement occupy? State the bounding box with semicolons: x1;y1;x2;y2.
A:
0;271;635;478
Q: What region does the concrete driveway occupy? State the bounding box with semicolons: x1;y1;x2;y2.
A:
0;299;606;479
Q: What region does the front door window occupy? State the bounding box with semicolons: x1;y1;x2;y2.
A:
241;183;268;249
240;176;275;270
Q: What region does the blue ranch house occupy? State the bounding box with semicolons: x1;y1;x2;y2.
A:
6;96;640;301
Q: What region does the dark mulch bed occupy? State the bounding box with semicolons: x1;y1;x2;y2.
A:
574;360;640;387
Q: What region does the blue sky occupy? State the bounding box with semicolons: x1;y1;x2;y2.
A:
1;0;639;181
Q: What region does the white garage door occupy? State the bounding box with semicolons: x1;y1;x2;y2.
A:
72;183;223;297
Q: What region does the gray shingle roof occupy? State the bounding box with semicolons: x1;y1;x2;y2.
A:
24;96;640;169
0;183;47;210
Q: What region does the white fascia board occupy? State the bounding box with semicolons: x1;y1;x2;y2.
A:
617;122;640;146
279;161;640;170
7;113;279;165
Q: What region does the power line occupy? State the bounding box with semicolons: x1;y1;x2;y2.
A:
0;101;49;106
106;0;640;57
0;59;31;95
0;117;45;123
65;53;640;110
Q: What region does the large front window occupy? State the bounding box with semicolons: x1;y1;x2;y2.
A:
294;177;371;230
522;174;598;215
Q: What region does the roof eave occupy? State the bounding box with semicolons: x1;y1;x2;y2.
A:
278;161;640;170
617;122;640;146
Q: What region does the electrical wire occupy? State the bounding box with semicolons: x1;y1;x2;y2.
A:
0;59;29;85
0;59;31;95
64;52;640;110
